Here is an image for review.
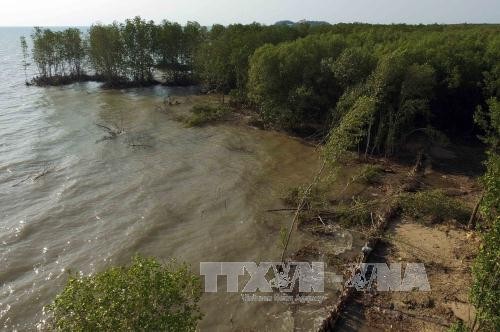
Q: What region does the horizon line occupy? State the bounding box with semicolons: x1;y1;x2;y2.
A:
1;21;500;28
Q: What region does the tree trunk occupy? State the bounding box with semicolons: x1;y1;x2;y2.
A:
467;194;484;230
365;119;373;159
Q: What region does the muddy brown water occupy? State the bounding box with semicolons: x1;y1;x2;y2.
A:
0;28;361;331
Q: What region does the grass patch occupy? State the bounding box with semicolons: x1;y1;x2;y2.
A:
281;182;377;228
352;164;385;185
278;226;288;249
281;184;329;211
448;321;467;332
398;190;470;224
335;198;375;227
183;103;231;127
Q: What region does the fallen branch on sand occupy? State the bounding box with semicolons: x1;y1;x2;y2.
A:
368;305;452;328
319;154;426;332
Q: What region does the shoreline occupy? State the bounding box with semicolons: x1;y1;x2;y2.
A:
167;93;482;330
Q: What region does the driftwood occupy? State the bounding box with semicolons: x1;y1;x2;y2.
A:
156;97;181;113
128;143;153;148
12;165;52;187
32;167;51;181
368;305;452;328
266;208;298;213
319;155;425;332
467;194;484;230
95;123;124;143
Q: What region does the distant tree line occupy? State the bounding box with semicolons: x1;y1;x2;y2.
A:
25;19;333;88
25;21;500;153
246;25;500;155
27;17;205;87
194;22;499;159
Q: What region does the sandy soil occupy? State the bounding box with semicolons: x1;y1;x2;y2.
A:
334;149;484;332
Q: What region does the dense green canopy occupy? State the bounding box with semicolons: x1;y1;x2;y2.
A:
48;256;202;331
27;21;500;155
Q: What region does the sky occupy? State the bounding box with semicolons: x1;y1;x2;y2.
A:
1;0;499;26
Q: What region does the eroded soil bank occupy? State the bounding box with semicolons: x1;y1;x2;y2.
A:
168;95;484;331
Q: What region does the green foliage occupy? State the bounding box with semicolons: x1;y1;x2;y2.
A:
122;17;156;82
26;22;500;155
32;18;205;86
89;18;159;84
471;217;500;331
475;98;500;150
196;23;301;100
471;97;500;332
480;152;500;223
474;97;500;224
61;28;86;77
183;103;231;127
398;190;470;224
281;183;330;212
278;226;288;250
329;47;375;88
323;53;441;160
20;36;29;82
157;21;205;85
88;23;125;81
154;20;183;72
181;22;205;71
245;24;500;155
352;164;384;185
31;27;86;79
248;33;345;129
324;96;377;165
448;321;468;332
47;256;202;331
334;198;374;227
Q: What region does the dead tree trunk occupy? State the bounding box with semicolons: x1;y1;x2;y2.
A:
467;194;484;230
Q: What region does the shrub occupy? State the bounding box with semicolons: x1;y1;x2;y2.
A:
448;321;467;332
471;217;500;331
47;256;202;331
278;226;288;249
479;152;500;224
470;88;500;332
281;184;329;211
398;190;470;224
184;103;231;127
352;164;384;185
334;198;374;227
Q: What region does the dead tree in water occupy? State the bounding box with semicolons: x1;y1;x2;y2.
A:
20;36;30;84
12;164;52;187
156;97;181;113
95;123;125;143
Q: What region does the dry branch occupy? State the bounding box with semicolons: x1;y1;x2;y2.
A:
280;160;327;262
319;155;425;332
